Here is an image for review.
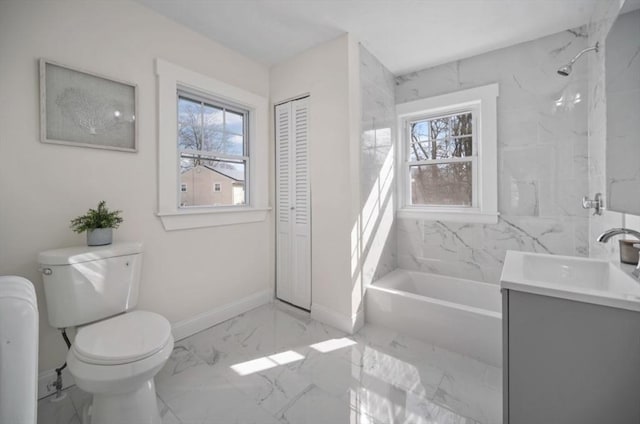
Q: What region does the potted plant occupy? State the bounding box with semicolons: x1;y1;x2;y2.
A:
70;201;123;246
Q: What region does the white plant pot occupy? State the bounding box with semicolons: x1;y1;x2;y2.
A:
87;228;113;246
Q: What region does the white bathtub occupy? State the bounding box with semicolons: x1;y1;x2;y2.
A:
366;269;502;367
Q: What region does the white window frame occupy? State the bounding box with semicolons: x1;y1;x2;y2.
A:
156;58;270;230
213;183;221;192
396;83;499;224
181;183;187;192
177;89;248;206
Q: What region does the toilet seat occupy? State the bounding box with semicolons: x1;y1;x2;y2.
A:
67;326;174;396
72;310;171;365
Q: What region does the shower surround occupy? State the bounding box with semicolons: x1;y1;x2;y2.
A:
393;27;591;284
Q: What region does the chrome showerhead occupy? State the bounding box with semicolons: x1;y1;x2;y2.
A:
557;65;572;76
557;42;599;77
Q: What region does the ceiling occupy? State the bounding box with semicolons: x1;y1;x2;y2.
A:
138;0;601;75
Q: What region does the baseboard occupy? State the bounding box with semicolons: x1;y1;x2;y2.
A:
172;288;273;341
311;303;364;334
37;288;273;399
38;367;75;400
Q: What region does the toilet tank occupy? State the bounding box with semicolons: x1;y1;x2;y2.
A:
38;242;143;328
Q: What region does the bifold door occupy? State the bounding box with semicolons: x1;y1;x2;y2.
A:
275;97;311;310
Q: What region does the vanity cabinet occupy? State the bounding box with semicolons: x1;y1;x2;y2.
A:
502;289;640;424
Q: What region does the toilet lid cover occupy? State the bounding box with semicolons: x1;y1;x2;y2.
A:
73;310;171;365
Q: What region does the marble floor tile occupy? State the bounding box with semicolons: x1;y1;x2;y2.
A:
221;361;313;415
277;385;358;424
37;390;80;424
155;361;280;424
38;302;502;424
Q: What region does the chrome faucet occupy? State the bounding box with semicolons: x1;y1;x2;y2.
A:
597;228;640;278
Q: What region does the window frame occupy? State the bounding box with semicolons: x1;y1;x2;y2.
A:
213;182;222;192
396;83;499;224
177;89;249;208
405;108;478;209
156;58;270;231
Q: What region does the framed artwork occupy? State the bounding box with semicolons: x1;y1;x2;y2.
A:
39;59;138;152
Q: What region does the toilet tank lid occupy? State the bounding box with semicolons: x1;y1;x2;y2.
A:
38;241;143;265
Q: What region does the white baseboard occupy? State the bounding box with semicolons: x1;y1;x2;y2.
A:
171;289;273;341
311;303;364;334
38;367;75;400
37;288;273;399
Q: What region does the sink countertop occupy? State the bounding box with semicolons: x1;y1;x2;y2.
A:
500;251;640;312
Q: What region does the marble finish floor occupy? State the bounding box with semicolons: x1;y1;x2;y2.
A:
37;302;502;424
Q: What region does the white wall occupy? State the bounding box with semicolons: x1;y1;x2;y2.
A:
0;0;273;372
270;34;362;331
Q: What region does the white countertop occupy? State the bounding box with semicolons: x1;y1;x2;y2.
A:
500;251;640;312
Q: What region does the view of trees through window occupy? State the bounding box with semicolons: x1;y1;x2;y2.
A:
408;111;473;207
178;93;247;207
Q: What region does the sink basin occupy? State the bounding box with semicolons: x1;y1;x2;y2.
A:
500;251;640;312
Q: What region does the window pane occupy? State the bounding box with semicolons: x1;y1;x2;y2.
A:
409;137;472;161
202;104;224;151
179;156;246;207
451;113;472;136
449;136;473;158
409;112;473;161
225;110;244;135
178;97;203;150
224;134;244;156
410;162;472;206
429;118;449;140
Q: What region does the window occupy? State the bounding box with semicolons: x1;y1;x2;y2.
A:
181;183;188;192
408;111;474;207
178;90;247;208
397;83;499;223
155;58;269;230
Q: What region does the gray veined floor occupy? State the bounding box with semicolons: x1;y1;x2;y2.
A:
37;302;502;424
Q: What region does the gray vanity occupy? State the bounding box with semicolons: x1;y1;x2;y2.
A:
500;251;640;424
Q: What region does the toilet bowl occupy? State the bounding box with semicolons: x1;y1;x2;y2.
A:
67;311;174;424
38;242;173;424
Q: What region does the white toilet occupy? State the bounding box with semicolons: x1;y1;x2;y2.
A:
38;242;174;424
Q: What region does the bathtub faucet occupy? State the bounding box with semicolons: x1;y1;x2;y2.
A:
597;228;640;279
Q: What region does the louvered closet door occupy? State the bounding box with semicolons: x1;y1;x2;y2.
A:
276;97;311;310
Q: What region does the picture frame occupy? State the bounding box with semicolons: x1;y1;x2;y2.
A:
39;59;138;152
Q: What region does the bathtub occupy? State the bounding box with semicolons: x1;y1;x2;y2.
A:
366;269;502;367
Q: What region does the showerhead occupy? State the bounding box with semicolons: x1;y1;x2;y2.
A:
557;65;572;76
557;42;599;77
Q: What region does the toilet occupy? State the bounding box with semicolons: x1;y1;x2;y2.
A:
38;242;173;424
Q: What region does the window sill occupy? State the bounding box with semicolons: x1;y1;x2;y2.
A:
157;207;271;231
397;208;499;224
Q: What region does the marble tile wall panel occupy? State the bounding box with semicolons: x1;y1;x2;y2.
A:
587;0;628;261
605;10;640;216
359;45;397;283
394;28;592;283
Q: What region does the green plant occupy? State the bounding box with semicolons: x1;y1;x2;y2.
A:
70;201;123;233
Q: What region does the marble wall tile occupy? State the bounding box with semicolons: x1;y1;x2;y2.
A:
587;0;632;261
397;215;587;284
393;27;592;282
360;45;397;283
603;10;640;217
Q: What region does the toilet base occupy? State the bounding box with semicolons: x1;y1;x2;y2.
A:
82;379;161;424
